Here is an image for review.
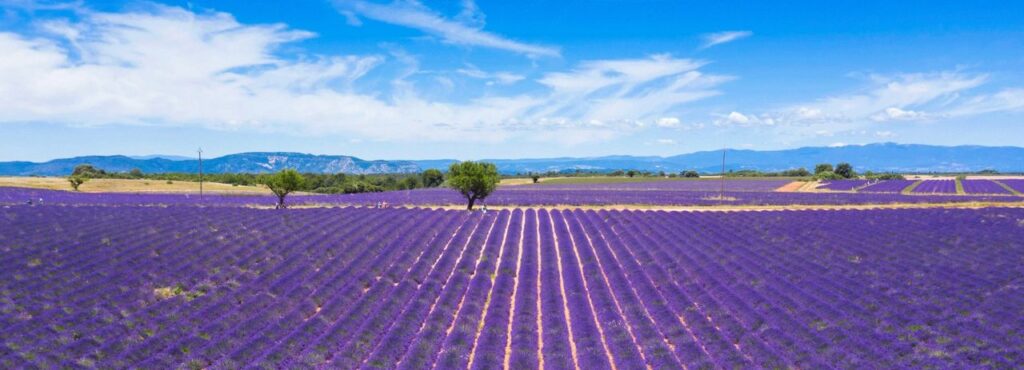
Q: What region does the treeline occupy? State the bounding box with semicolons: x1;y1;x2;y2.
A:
69;165;445;194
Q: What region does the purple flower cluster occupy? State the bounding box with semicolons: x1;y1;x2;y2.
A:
511;179;791;192
960;180;1012;195
998;179;1024;194
859;180;917;193
3;184;1021;209
819;180;872;191
911;180;958;194
2;205;1023;368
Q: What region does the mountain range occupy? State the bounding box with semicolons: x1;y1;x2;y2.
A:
1;143;1022;176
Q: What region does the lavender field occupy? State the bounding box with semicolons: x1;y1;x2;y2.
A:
2;204;1023;368
2;186;1020;208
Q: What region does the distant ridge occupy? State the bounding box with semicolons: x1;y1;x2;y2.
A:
1;143;1022;176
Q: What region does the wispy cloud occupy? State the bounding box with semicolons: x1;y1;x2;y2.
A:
0;5;725;146
700;30;752;49
456;64;524;85
333;0;559;57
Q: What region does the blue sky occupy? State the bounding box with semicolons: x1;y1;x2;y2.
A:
1;0;1022;161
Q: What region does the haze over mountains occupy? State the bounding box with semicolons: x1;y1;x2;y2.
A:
1;143;1022;176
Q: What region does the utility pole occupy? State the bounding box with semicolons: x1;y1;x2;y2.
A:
719;148;727;200
198;147;203;201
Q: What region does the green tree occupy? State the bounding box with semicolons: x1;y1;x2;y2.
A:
835;162;856;179
129;168;143;178
421;169;444;188
400;176;422;190
815;171;843;180
261;169;305;209
814;163;834;175
681;170;700;178
447;161;500;210
531;173;540;183
68;176;88;191
626;170;638;178
72;164;106;177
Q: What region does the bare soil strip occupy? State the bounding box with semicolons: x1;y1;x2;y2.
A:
774;181;808;192
548;212;582;370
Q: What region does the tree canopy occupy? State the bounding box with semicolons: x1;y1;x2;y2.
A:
447;161;500;210
835;162;856;179
422;169;445;188
261;169;305;209
68;176;88;191
814;163;834;175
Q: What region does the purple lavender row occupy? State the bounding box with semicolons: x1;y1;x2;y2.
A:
558;210;648;369
507;179;791;192
960;180;1012;195
117;208;390;366
573;210;684;368
5;185;1020;208
819;179;872;191
601;210;749;369
391;212;501;370
536;209;575;369
350;212;488;369
912;179;958;194
549;210;615;369
507;208;540;369
429;211;515;369
575;209;711;367
467;208;524;369
859;180;916;193
217;209;457;367
1002;179;1024;193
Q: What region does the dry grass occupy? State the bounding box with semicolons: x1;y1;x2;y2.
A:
0;176;270;194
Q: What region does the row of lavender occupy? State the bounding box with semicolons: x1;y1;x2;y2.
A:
1;186;1019;207
505;179;791;192
821;179;1024;195
2;205;1022;368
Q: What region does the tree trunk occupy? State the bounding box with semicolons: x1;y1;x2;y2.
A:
277;194;286;209
466;196;476;210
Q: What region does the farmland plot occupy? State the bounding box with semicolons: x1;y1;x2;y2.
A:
1;205;1023;368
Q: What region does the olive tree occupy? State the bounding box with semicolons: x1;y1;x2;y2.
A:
68;176;88;191
835;162;856;179
814;163;834;175
421;169;444;187
447;161;499;210
261;169;305;209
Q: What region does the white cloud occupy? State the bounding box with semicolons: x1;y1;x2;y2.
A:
655;117;680;127
875;130;895;138
947;88;1024;116
726;111;751;124
0;6;727;146
828;142;847;147
700;30;752;49
871;107;927;121
736;71;995;130
655;139;677;145
456;64;525;85
332;0;559;57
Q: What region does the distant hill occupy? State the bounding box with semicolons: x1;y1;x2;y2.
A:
1;143;1022;176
